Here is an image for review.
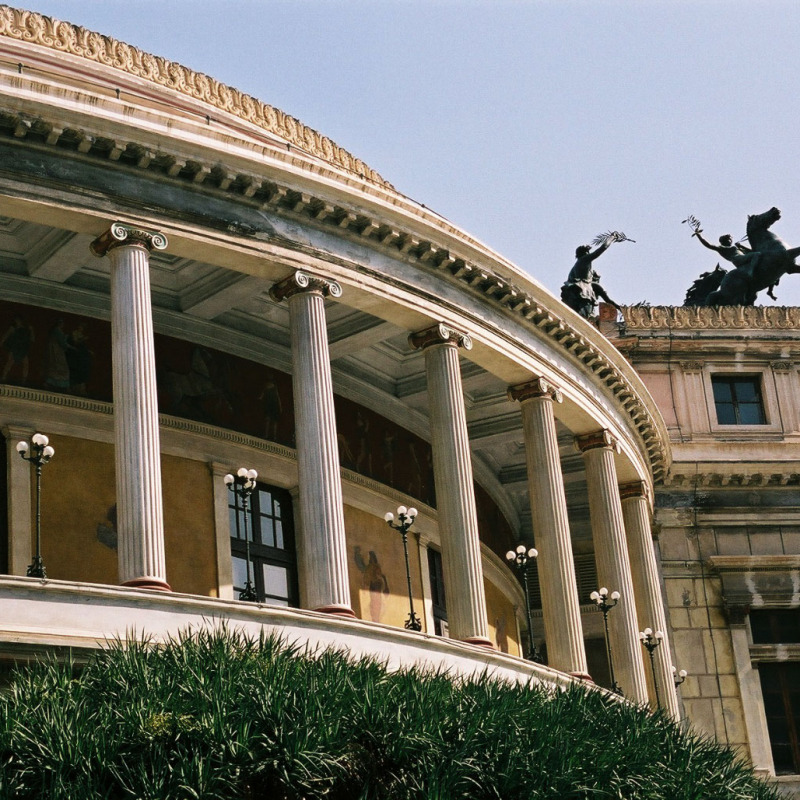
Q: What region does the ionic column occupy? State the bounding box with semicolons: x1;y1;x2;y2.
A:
270;271;353;616
576;430;647;703
620;481;680;719
91;223;169;591
409;323;491;646
508;379;588;676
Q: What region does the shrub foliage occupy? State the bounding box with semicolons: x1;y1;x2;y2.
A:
0;628;779;799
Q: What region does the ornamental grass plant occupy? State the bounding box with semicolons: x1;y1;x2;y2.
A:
0;627;779;800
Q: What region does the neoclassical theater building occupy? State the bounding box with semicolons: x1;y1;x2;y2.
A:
1;6;796;792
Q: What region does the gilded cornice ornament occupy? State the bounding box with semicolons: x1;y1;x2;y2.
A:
507;377;563;405
622;304;800;331
408;323;473;352
0;5;389;187
90;222;168;257
269;270;342;303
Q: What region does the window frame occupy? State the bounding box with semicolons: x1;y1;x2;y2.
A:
229;481;298;607
711;374;767;426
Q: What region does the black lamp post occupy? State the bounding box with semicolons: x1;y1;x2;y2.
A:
639;627;664;709
16;433;54;579
591;587;622;695
505;544;543;663
673;665;687;689
224;467;258;602
384;505;422;631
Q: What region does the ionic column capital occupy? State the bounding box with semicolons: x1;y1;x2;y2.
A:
618;480;651;503
575;429;620;454
508;377;563;404
269;270;342;302
90;222;168;257
409;323;472;352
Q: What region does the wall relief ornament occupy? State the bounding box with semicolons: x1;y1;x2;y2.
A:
621;305;800;331
0;5;389;188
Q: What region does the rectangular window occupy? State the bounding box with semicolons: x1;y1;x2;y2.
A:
229;483;297;606
751;610;800;645
711;376;766;425
759;662;800;774
427;547;448;637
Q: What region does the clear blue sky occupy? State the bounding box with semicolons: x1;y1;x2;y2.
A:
14;0;800;306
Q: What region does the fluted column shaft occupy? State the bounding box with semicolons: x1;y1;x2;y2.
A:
91;223;169;591
271;271;353;616
509;380;587;676
621;482;680;719
577;431;648;703
410;324;490;646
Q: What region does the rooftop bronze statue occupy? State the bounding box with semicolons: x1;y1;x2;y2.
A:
684;209;800;306
561;231;632;319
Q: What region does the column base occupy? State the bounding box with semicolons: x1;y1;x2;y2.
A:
314;604;357;617
121;578;172;592
569;671;594;682
462;636;494;649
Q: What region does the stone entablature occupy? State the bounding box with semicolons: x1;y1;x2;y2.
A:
622;305;800;332
0;5;389;187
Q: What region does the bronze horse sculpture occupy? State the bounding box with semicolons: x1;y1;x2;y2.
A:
685;208;800;306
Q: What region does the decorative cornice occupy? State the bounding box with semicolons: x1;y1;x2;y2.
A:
408;323;473;352
574;429;620;454
770;360;795;372
507;377;562;405
622;305;800;331
663;469;800;488
89;222;168;257
0;5;388;187
618;480;650;502
269;270;342;303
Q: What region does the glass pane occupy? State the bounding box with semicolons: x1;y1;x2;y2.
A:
715;403;736;425
734;379;759;402
273;497;282;518
232;556;250;591
228;505;240;539
738;402;764;425
712;379;733;403
262;563;289;601
260;516;275;547
274;520;284;550
259;489;272;512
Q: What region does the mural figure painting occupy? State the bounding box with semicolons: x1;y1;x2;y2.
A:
560;230;632;319
684;208;800;306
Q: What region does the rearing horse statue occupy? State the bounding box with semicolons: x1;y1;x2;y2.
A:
685;208;800;306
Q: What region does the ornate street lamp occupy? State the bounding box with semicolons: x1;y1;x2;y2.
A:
384;505;422;631
639;627;664;709
590;587;622;695
673;665;687;689
505;544;543;663
224;468;259;602
16;433;54;579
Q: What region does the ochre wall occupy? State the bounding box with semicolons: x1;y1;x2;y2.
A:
37;435;217;594
39;434;117;585
162;455;217;596
484;577;520;656
344;504;427;632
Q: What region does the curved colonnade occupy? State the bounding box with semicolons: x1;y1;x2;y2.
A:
0;7;675;714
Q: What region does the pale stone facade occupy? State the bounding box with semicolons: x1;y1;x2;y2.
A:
612;305;800;796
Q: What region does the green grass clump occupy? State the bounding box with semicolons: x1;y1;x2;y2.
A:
0;627;779;800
